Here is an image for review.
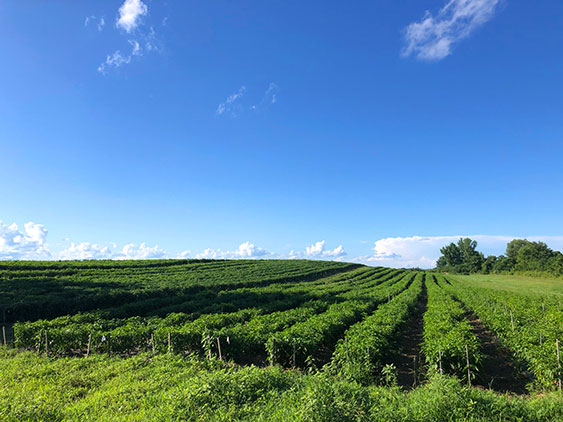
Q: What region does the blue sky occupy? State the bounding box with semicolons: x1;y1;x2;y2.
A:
1;0;563;266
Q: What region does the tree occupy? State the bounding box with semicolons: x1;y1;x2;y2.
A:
492;255;512;273
436;238;484;274
505;239;532;268
481;256;497;274
514;241;555;272
549;253;563;276
439;243;462;267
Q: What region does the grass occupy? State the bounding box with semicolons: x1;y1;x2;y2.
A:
0;347;562;421
448;273;563;296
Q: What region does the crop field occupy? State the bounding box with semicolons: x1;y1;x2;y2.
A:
0;260;562;421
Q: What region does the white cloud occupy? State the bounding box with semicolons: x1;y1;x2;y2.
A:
95;0;158;74
116;243;167;259
97;40;142;74
58;242;113;260
402;0;500;61
178;250;191;259
195;241;270;259
58;242;167;260
266;83;279;104
0;221;50;259
116;0;148;33
305;240;346;258
355;235;563;269
216;86;247;116
85;16;105;32
250;83;280;111
237;241;269;258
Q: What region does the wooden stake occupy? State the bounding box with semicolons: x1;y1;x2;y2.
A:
37;330;42;354
510;310;514;331
557;339;561;391
542;301;545;312
2;325;6;346
438;346;443;375
167;332;171;353
465;344;471;388
86;333;92;357
216;337;222;360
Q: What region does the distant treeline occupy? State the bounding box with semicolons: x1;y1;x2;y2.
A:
435;238;563;277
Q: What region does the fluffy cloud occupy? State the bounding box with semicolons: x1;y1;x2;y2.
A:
356;235;563;269
177;250;191;259
95;0;158;74
116;0;148;33
216;86;247;116
117;243;167;259
195;241;269;259
59;242;167;260
58;242;113;260
305;240;346;258
402;0;500;61
0;221;50;259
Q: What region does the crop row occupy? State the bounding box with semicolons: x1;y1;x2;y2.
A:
422;274;481;383
13;269;404;356
12;267;391;338
207;269;409;364
265;271;415;367
331;272;424;383
1;259;359;322
440;275;563;390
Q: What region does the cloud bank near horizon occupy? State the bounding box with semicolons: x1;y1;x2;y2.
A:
2;220;563;268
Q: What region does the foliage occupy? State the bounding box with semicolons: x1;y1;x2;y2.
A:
441;275;563;390
436;238;485;274
0;349;562;421
331;272;424;384
422;274;482;382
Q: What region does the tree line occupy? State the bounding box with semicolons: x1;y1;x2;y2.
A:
435;238;563;277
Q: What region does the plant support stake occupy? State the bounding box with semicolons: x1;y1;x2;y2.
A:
37;330;42;354
86;333;92;357
465;343;471;388
438;346;443;375
557;339;561;391
216;337;222;360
